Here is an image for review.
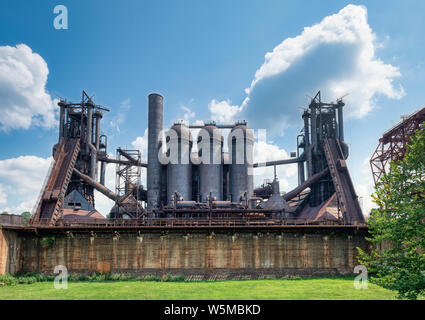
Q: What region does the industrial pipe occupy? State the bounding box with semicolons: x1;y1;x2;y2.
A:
253;154;305;168
189;124;235;129
98;156;148;168
86;104;93;153
338;105;344;141
86;104;97;180
311;104;317;150
117;148;145;167
100;162;106;185
282;168;330;201
303;112;310;147
73;168;118;202
58;101;66;141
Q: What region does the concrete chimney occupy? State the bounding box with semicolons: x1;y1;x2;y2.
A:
147;93;163;210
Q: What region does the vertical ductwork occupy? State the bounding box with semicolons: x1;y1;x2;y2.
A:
99;134;107;186
95;112;101;150
338;104;344;142
303;111;313;180
303;112;310;147
87;105;93;153
58;101;66;141
311;105;317;150
100;162;106;185
94;112;102;181
86;104;97;180
147;93;163;210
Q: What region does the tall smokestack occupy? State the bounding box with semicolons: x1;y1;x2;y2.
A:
147;93;163;210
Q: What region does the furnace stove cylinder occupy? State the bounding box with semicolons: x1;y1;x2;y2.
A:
198;123;223;202
229;121;254;204
166;122;193;204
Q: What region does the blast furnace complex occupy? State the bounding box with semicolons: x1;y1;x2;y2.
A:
29;90;365;226
0;90;370;278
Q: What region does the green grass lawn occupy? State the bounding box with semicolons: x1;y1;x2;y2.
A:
0;277;401;300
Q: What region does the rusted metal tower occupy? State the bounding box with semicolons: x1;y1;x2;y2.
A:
370;107;425;185
115;149;142;198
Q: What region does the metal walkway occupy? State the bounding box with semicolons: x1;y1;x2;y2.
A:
323;138;365;224
32;138;80;226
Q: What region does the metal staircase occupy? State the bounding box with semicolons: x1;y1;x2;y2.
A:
323;138;365;224
32;138;80;225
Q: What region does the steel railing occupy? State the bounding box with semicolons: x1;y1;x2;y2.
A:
28;217;362;228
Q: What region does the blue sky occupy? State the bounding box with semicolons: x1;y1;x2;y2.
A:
0;0;424;214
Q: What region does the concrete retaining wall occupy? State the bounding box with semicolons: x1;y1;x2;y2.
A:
0;228;370;278
0;229;22;275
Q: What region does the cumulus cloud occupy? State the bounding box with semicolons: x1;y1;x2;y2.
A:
208;99;243;123
131;128;149;161
130;130;149;188
207;5;403;135
0;154;117;216
0;155;52;213
0;44;57;131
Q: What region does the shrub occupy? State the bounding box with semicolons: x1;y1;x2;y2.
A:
40;236;55;248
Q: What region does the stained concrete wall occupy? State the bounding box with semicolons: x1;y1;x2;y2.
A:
2;229;370;278
0;229;22;275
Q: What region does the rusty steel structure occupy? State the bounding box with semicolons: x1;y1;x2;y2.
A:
31;91;143;226
30;90;366;227
32;91;110;226
370;107;425;185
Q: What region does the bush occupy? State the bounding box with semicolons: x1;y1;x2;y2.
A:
0;272;190;286
0;274;18;286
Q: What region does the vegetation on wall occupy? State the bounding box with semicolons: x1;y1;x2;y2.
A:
40;236;56;248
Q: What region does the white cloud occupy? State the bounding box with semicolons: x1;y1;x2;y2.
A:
131;131;149;187
207;5;404;135
131;128;149;161
208;99;243;123
0;185;7;205
354;157;376;216
180;105;195;123
94;157;116;216
0;155;52;213
109;98;131;134
0;44;57;131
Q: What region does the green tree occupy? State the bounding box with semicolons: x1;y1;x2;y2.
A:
21;211;31;226
358;124;425;300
